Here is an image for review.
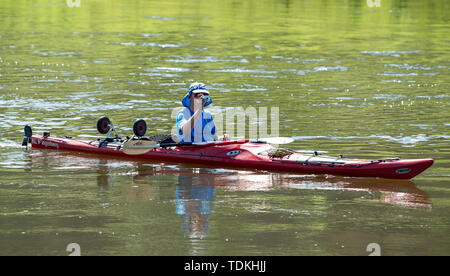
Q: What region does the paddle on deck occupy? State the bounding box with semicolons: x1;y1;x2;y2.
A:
122;137;294;155
253;137;294;144
122;140;228;155
122;140;160;155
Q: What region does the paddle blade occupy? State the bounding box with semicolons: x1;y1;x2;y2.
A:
122;140;159;155
257;137;294;144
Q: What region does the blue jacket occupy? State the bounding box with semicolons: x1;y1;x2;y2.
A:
176;107;217;143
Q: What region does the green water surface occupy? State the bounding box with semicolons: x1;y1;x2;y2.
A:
0;0;449;255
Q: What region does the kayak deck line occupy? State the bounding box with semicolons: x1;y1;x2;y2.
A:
27;134;434;180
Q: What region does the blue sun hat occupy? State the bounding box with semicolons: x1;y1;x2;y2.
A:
181;82;213;107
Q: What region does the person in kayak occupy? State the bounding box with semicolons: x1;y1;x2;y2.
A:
177;82;225;143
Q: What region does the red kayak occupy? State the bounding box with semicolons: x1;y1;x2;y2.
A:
27;134;433;180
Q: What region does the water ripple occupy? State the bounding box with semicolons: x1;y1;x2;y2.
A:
385;64;433;70
377;72;438;77
313;66;348;72
165;55;249;63
145;15;175;21
32;50;79;56
360;50;422;57
206;68;278;74
144;67;190;73
293;134;450;145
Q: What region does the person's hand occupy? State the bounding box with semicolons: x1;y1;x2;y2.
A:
221;134;230;141
193;96;204;112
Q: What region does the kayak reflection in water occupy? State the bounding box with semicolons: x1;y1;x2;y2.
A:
176;82;229;143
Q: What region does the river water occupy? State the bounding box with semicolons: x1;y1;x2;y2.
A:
0;0;449;256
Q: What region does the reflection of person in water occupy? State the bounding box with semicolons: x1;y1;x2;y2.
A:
175;174;215;239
